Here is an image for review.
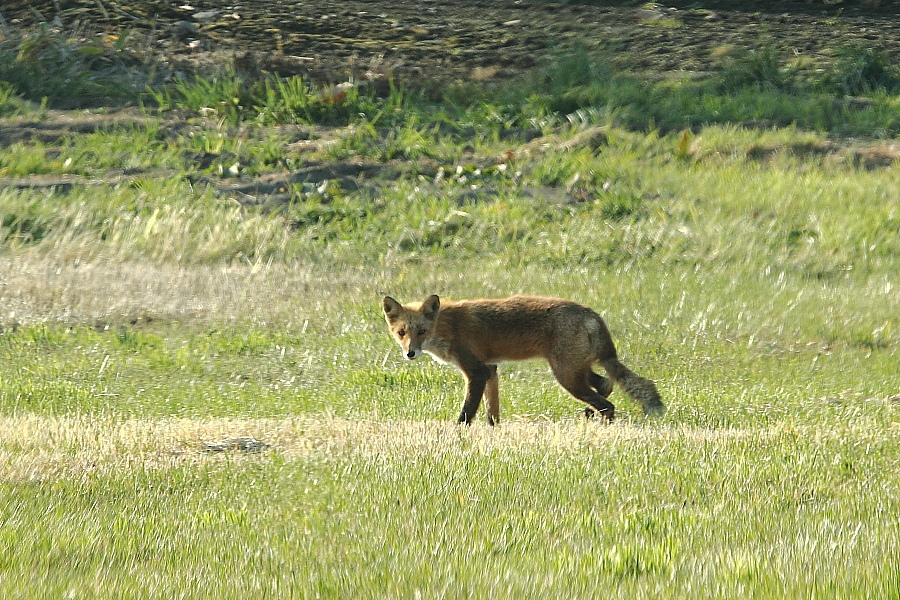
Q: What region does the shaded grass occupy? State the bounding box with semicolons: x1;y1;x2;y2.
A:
0;24;161;104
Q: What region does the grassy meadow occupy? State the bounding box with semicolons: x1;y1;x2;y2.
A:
1;40;900;597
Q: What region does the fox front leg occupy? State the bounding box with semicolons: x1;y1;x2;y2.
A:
456;358;495;426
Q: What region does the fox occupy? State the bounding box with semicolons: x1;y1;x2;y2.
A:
382;294;664;425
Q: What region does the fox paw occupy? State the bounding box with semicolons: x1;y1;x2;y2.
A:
584;405;615;423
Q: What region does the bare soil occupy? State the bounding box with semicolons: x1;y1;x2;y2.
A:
3;0;900;86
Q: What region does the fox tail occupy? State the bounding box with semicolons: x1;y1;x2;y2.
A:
600;356;665;416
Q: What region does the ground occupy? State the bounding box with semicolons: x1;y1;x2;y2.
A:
3;0;900;87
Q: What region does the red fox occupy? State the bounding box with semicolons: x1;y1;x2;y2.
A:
382;294;664;425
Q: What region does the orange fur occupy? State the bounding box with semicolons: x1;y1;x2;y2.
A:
383;295;664;425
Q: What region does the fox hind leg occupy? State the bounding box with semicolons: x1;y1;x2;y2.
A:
585;371;614;418
484;365;500;426
549;361;615;421
582;396;615;420
588;371;613;398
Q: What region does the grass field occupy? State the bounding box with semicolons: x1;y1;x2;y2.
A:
2;41;900;597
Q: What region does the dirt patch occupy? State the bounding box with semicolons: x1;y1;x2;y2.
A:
3;0;900;88
745;139;900;168
0;109;156;145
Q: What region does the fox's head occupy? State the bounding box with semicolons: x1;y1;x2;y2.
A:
382;295;440;360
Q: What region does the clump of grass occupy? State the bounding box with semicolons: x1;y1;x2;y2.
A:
718;44;799;92
0;191;58;245
323;120;451;162
150;72;416;128
0;81;26;116
0;122;185;178
0;141;59;177
149;71;255;124
255;76;400;127
0;23;161;105
828;45;900;95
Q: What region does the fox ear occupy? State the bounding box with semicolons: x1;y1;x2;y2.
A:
421;295;440;321
383;296;402;323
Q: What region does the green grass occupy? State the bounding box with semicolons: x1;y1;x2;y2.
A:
1;42;900;597
0;24;160;103
0;124;181;178
137;61;900;137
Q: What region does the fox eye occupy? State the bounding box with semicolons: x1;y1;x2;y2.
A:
397;329;406;338
418;329;426;336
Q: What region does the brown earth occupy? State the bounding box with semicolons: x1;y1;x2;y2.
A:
3;0;900;86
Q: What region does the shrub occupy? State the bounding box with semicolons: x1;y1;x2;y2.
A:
719;44;797;92
0;24;159;105
829;45;900;95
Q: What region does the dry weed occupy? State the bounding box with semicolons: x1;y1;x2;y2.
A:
5;413;886;484
0;256;381;328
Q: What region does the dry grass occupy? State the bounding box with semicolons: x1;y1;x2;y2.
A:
4;413;896;483
0;256;382;328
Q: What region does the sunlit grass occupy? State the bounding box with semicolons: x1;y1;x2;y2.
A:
1;415;899;598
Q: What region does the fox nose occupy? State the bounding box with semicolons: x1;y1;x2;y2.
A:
406;349;420;360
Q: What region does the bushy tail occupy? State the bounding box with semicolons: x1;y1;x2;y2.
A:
600;356;665;416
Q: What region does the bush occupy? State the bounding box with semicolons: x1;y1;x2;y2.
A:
719;44;797;92
829;45;900;95
0;24;159;105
